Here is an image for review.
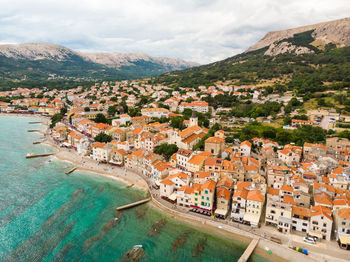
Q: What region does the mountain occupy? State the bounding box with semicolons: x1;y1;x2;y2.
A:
0;43;197;81
247;17;350;56
153;18;350;95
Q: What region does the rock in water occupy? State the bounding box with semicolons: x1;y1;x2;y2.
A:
122;246;144;262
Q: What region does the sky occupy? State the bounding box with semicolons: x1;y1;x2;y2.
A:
0;0;349;64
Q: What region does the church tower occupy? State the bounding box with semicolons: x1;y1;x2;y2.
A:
189;110;198;127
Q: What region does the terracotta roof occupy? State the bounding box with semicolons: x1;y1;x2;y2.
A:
240;140;252;148
283;195;296;205
92;142;106;148
311;205;332;221
205;136;225;144
233;188;248;199
194;171;210;179
235;181;251;191
179;125;202;138
160;178;174;186
247;190;264;202
338;208;350;219
292;206;310;217
267;187;280;196
188;154;207;166
281;185;293;192
178;185;193;194
314;192;332;206
202;179;216;191
217;188;231;200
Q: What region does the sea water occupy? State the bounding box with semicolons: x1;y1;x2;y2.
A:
0;116;270;262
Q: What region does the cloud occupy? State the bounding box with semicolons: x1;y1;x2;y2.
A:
0;0;349;63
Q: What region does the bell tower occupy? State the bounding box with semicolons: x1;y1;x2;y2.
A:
189;110;198;127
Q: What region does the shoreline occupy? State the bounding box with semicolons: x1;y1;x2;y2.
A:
2;114;337;262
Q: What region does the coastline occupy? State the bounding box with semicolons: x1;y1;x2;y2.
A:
1;114;337;262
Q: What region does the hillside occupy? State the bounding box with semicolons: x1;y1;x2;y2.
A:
0;43;197;83
152;18;350;94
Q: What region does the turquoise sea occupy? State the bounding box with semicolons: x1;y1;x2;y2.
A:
0;116;270;262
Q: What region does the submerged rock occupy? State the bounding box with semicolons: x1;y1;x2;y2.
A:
192;237;207;257
122;245;144;262
148;218;167;237
71;189;84;197
135;206;148;219
171;230;192;251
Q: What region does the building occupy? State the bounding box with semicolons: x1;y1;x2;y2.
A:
91;142;112;162
176;185;193;207
239;141;252;156
176;148;193;171
291;206;311;234
190;180;216;216
334;208;350;249
179;101;209;113
204;136;225;156
278;148;300;165
309;205;333;241
243;189;265;227
265;200;292;233
141;107;170;118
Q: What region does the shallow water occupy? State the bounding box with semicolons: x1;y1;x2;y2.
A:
0;116;270;261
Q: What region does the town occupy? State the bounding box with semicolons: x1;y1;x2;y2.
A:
1;79;350;255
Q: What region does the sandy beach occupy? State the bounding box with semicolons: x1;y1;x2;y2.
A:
43;138;149;192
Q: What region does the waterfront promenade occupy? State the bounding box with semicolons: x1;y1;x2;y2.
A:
28;118;349;262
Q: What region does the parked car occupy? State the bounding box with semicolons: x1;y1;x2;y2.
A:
303;236;316;244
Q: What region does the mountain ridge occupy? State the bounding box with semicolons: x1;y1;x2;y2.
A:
0;42;197;81
246;17;350;56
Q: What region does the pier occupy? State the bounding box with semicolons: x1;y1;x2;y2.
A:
28;129;41;132
238;238;259;262
29;121;44;124
116;198;151;211
65;167;78;175
26;153;54;159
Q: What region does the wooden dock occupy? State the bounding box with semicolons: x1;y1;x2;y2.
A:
65;167;77;175
116;198;151;211
29;121;43;124
26;153;54;159
238;238;259;262
28;130;41;132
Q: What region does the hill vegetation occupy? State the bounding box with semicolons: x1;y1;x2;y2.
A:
152;30;350;95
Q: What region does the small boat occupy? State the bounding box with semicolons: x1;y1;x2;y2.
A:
114;217;119;222
26;153;35;158
133;245;142;248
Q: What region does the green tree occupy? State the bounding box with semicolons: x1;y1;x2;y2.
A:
94;132;112;143
50;113;63;128
84;107;90;112
94;113;108;124
283;116;292;125
154;143;178;160
108;105;117;117
170;116;185;130
60;107;67;116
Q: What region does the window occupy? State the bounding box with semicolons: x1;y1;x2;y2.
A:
205;190;208;194
195;193;198;196
201;196;204;199
207;197;209;201
195;198;198;201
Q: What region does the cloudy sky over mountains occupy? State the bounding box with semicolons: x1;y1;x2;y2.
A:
0;0;349;63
